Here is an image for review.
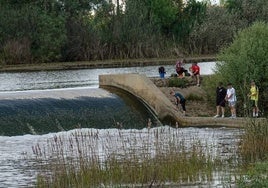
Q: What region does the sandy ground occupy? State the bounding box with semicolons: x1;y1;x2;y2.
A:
160;86;216;117
151;77;216;117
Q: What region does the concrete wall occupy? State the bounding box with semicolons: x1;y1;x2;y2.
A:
99;73;183;123
99;73;253;128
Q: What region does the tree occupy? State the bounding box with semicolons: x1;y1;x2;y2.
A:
166;0;207;45
216;22;268;116
146;0;179;34
0;1;66;64
225;0;268;25
187;6;246;54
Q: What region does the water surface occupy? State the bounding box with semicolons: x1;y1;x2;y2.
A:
0;62;216;91
0;62;222;187
0;126;241;188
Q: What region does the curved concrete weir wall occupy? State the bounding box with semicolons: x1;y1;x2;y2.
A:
99;73;182;123
99;73;262;128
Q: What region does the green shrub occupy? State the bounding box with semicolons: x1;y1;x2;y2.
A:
168;78;188;88
237;162;268;188
217;22;268;117
186;93;204;101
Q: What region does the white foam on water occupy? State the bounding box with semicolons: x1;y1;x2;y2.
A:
0;126;241;187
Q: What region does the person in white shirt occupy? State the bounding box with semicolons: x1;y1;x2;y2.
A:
225;83;237;118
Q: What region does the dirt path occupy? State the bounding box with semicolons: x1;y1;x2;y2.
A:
160;86;215;117
151;77;216;117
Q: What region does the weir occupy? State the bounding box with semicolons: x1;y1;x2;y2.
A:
0;88;157;136
99;73;263;128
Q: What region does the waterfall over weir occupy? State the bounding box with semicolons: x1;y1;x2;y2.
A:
0;87;157;136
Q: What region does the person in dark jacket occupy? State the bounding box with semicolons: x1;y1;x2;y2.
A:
158;66;166;78
213;82;227;118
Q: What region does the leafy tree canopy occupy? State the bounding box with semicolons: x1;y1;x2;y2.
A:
216;22;268;114
224;0;268;24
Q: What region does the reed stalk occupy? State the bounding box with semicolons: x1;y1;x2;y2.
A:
239;119;268;162
34;127;224;187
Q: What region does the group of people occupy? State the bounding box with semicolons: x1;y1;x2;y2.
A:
170;81;259;118
161;59;259;118
214;80;259;118
214;82;237;118
175;59;200;86
158;59;201;86
167;59;200;116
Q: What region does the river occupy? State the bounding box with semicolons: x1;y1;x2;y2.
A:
0;62;242;187
0;62;215;91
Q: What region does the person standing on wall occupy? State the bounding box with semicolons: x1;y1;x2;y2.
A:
190;62;200;86
225;83;237;118
248;80;259;117
170;89;186;116
214;82;227;118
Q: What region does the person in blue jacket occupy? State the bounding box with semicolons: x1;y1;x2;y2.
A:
158;66;166;78
170;89;186;116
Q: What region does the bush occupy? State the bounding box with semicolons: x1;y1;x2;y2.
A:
2;38;32;65
168;78;189;88
237;162;268;188
186;93;204;101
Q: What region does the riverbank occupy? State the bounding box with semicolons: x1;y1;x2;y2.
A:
0;55;216;72
151;76;215;117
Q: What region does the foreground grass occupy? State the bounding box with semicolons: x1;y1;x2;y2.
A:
34;127;223;187
239;119;268;162
37;150;214;187
234;119;268;187
237;162;268;188
32;110;268;187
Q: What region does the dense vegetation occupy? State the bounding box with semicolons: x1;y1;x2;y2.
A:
203;22;268;117
0;0;267;65
202;20;268;185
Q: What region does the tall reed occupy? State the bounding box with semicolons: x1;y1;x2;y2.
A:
34;127;223;187
239;119;268;162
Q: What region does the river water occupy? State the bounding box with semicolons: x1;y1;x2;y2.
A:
0;62;215;91
0;62;243;187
